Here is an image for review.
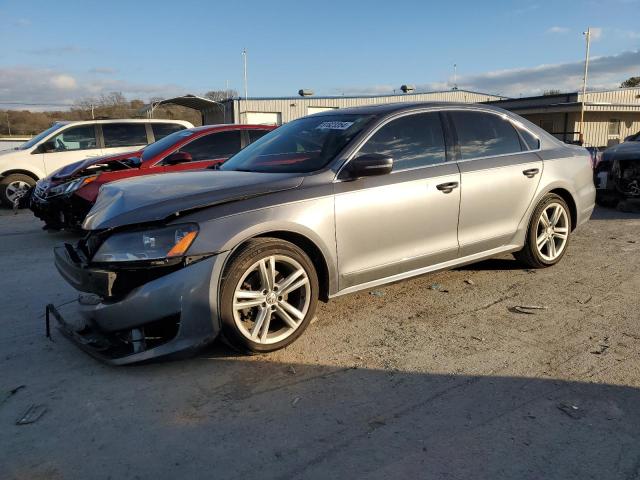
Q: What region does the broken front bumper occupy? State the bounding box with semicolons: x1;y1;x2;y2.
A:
30;192;91;230
53;243;227;365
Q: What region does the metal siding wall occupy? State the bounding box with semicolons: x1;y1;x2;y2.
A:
232;91;501;124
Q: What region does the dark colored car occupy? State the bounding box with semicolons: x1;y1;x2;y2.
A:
594;132;640;207
28;124;275;229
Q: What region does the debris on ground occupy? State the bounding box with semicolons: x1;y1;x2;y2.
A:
1;385;25;407
287;366;296;375
16;404;48;425
524;269;537;274
429;284;449;293
591;338;610;355
369;290;385;297
623;332;640;341
557;403;584;419
464;279;475;285
509;305;548;315
471;335;485;342
578;296;593;305
368;417;386;430
291;397;301;407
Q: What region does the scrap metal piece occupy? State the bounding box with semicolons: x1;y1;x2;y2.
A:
16;404;48;425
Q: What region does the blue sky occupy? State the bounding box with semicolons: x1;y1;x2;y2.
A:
1;0;639;107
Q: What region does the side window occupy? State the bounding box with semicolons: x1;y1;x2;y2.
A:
248;129;270;143
180;131;242;161
152;123;185;141
50;125;97;152
357;112;446;170
515;125;540;150
103;123;148;148
450;111;523;160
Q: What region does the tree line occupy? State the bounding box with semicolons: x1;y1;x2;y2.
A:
0;89;237;136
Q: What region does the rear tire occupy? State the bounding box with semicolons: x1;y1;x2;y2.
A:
514;193;572;268
219;237;319;354
0;174;35;207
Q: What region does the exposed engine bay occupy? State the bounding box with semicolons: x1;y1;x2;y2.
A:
612;160;640;197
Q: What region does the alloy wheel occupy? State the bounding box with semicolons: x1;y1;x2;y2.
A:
232;254;311;345
535;202;569;262
5;180;30;204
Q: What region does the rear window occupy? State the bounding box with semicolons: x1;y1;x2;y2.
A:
152;123;185;141
103;123;148;148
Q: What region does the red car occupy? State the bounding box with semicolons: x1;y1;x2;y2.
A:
28;124;275;229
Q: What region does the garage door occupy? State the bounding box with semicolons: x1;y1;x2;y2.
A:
245;112;282;125
308;106;338;115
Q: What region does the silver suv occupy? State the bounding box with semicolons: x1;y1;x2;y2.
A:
53;103;595;364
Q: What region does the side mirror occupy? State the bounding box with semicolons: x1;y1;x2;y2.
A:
36;140;56;154
164;151;193;165
340;153;393;180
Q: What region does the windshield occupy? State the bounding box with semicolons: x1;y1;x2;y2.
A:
18;123;67;150
220;114;374;173
140;129;195;162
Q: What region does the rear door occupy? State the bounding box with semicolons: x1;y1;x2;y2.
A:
101;123;149;156
334;111;460;290
449;110;542;256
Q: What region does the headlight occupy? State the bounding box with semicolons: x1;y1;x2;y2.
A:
48;175;97;197
92;224;199;263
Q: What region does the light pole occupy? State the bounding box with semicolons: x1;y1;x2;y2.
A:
242;49;248;99
453;64;458;90
579;27;592;145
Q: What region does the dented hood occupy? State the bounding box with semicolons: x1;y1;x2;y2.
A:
83;170;303;230
53;150;142;180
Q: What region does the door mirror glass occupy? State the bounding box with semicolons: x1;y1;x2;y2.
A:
164;151;193;165
341;154;393;180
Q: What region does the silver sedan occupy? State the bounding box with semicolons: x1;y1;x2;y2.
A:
54;102;595;364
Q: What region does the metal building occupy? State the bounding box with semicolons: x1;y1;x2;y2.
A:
487;87;640;148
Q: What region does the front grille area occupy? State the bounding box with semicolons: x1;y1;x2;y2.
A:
33;183;48;200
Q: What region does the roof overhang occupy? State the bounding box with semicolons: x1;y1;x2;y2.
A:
139;94;226;115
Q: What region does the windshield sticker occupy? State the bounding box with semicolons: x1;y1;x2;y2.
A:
315;121;354;130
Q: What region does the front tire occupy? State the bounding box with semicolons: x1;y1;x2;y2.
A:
514;193;572;268
219;238;319;353
0;174;35;207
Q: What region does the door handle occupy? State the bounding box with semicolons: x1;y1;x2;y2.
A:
436;181;459;194
522;168;540;178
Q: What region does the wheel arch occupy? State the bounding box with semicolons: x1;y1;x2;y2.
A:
548;187;578;231
0;169;41;182
222;229;333;303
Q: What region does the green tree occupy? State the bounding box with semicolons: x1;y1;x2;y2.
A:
621;76;640;88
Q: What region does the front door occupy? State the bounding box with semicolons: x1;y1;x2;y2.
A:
334;112;460;290
448;110;543;256
43;124;101;175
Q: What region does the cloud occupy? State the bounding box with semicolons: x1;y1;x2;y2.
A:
23;45;90;55
12;18;31;27
590;27;603;41
335;50;640;98
0;66;189;109
547;26;569;34
88;67;118;75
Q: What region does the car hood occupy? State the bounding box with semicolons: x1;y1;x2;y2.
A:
53;150;143;181
83;170;304;230
602;141;640;161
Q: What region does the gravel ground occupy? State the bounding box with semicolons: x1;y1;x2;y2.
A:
0;207;639;480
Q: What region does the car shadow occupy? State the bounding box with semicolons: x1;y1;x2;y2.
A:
457;257;526;272
3;350;640;480
591;205;640;221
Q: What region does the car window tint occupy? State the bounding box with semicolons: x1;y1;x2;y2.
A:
358;112;446;170
515;125;540;150
152;123;185;141
180;131;242;161
451;111;523;159
51;125;97;152
103;123;148;148
248;129;270;143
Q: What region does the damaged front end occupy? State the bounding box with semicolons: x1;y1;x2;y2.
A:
595;147;640;207
52;224;223;364
31;180;94;230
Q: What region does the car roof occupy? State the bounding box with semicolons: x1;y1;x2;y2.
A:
311;101;511;117
54;119;193;126
187;124;276;134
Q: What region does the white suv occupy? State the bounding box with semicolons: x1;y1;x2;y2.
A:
0;118;193;206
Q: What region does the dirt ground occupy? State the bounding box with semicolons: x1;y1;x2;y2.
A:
0;207;639;480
